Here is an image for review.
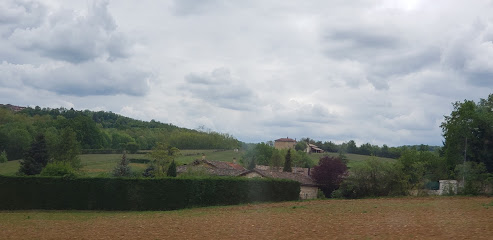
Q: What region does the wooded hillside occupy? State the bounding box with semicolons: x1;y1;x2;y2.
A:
0;106;240;160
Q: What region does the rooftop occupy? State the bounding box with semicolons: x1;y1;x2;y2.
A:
275;137;296;142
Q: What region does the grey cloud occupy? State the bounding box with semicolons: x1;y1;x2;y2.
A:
183;68;257;111
171;0;224;16
0;0;47;35
7;1;131;63
328;29;399;50
441;20;493;87
0;60;150;96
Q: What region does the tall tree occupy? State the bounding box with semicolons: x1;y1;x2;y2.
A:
312;156;348;197
270;149;283;171
283;149;292;172
167;160;177;177
19;134;49;175
441;94;493;173
54;128;81;169
147;142;180;176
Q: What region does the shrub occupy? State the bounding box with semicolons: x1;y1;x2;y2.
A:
40;162;77;178
0;150;7;163
167;160;177;177
337;158;408;198
455;162;488;195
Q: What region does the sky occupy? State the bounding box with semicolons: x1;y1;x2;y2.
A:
1;0;493;146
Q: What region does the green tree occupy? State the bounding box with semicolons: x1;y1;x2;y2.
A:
0;150;7;163
441;94;493;173
167;160;177;177
346;140;358;154
19;134;49;175
283;149;292;172
126;142;139;154
54;128;81;169
295;141;307;152
270;149;283;170
6;128;32;160
113;151;131;177
335;157;408;198
147;142;180;177
454;162;488;195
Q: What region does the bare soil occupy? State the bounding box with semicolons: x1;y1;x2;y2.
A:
0;196;491;239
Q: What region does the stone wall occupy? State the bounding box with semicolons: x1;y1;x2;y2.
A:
300;186;318;200
274;141;296;150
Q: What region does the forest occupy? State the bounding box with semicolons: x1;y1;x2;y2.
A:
0;106;240;161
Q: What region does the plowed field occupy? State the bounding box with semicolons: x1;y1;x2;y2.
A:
0;197;491;239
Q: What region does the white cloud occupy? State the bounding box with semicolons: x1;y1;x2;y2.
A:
1;0;492;146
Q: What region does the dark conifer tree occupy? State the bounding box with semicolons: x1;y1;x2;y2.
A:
283;149;292;172
19;134;49;175
167;160;177;177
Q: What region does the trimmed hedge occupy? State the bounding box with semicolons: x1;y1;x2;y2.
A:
0;176;300;210
128;158;151;164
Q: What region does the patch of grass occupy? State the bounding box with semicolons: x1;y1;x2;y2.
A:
0;160;20;176
482;201;493;209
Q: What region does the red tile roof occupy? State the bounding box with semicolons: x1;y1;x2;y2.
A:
275;137;296;142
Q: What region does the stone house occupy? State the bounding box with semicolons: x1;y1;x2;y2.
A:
274;137;296;150
177;160;319;200
306;143;324;153
240;168;319;200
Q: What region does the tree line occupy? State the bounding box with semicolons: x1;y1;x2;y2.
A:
0;106;241;161
294;138;440;159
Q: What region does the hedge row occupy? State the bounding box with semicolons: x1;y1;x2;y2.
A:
81;149;147;154
0;176;300;210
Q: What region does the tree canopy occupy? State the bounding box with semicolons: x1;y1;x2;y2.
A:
441;94;493;173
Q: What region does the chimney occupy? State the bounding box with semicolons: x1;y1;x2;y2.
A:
233;157;237;164
202;154;206;160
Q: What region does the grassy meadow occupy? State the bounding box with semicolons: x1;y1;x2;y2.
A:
0;150;394;177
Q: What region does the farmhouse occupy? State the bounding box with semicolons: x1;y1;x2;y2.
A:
274;137;296;150
240;168;318;200
177;159;319;200
306;143;324;153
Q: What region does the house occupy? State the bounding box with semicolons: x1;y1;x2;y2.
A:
240;168;319;200
176;159;247;176
178;159;320;200
274;137;296;150
306;143;324;153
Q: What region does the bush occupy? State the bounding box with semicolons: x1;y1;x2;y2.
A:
40;162;77;178
455;162;488;195
0;150;7;163
337;158;408;198
0;176;300;210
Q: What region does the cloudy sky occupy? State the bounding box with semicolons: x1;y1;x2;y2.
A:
1;0;492;146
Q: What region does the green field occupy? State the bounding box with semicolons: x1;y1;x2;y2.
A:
0;150;393;177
